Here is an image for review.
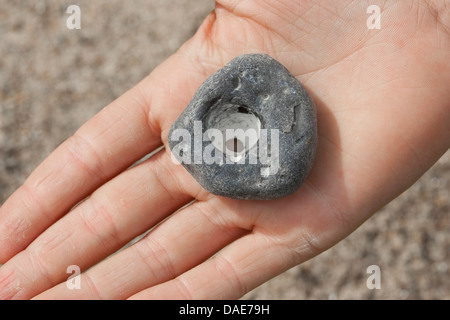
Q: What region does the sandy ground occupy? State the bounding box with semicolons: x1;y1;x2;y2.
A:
0;0;448;299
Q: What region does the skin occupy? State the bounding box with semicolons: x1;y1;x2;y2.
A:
0;0;449;299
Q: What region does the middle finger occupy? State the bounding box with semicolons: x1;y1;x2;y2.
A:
0;149;201;299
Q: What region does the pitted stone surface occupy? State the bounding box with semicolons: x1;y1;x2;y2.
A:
169;54;317;200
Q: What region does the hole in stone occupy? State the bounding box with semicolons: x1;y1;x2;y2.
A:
226;138;244;153
205;103;261;162
238;106;249;114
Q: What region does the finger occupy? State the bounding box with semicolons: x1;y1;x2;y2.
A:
33;197;258;300
0;53;208;263
128;231;302;300
0;149;205;300
32;160;347;300
29;146;353;301
0;83;157;261
126;188;337;300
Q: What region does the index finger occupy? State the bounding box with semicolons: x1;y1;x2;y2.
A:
0;54;199;263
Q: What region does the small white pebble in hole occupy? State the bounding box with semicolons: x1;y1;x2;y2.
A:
205;103;261;163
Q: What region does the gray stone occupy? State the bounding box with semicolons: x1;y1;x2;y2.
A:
168;54;317;200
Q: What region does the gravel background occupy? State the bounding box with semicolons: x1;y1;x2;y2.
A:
0;0;448;299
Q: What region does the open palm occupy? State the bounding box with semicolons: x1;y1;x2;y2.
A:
0;0;449;299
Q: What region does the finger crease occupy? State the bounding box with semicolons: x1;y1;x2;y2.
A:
83;273;104;299
67;133;108;183
26;250;54;288
21;182;51;221
172;277;194;300
215;254;247;298
79;198;122;251
140;236;177;281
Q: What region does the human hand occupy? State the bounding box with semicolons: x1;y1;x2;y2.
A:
0;0;449;299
